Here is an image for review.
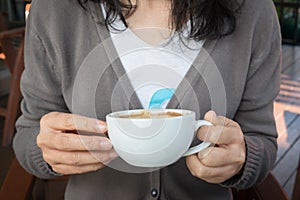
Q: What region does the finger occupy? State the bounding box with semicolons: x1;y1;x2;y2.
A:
197;125;244;145
38;133;113;151
196;145;245;167
204;110;236;127
204;110;218;126
186;155;239;183
44;149;119;166
41;112;107;133
51;163;105;175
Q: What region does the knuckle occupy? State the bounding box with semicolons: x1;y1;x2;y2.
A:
68;153;81;165
199;157;210;167
208;133;217;144
36;133;45;147
197;127;209;140
75;167;84;174
189;169;197;177
91;164;102;171
236;136;244;144
79;136;94;150
194;167;206;178
65;116;75;129
187;163;197;177
51;165;60;173
237;150;246;163
58;135;72;150
207;129;219;143
217;116;226;125
236;132;245;143
186;159;199;177
42;152;52;164
40;113;50;127
40;112;62;128
86;139;96;150
50;165;63;174
231;145;245;164
232;120;239;127
42;112;58;122
37;131;52;149
83;119;89;131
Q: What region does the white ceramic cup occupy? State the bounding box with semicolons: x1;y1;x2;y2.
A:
106;109;212;167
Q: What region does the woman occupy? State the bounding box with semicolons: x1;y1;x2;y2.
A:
13;0;281;199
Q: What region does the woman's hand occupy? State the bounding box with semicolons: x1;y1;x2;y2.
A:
186;111;246;183
37;112;118;175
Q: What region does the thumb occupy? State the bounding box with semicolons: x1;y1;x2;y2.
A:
204;110;237;128
203;110;218;125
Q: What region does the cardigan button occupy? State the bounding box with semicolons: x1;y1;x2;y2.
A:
151;188;158;198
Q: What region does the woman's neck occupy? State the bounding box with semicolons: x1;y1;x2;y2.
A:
123;0;172;45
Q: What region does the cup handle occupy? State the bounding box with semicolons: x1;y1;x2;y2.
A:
182;120;212;157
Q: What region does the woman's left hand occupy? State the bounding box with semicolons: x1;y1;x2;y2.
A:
186;110;246;184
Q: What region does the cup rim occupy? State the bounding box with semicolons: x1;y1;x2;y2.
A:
106;109;195;119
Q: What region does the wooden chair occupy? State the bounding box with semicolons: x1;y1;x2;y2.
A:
232;172;289;200
0;26;25;147
0;156;35;200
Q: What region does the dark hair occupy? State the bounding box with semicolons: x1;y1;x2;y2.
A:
77;0;243;41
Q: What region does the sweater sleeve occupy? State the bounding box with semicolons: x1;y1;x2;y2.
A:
222;1;282;189
13;4;68;179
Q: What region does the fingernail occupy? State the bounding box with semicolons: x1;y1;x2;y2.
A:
100;140;111;148
211;110;216;117
95;124;107;132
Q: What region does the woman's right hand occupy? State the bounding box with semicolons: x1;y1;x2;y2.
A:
37;112;118;175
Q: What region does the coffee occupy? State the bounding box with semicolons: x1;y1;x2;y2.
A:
118;110;182;119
